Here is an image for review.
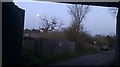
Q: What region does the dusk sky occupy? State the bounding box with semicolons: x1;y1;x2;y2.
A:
13;1;117;36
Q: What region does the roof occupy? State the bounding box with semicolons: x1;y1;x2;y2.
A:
36;0;120;7
61;2;120;8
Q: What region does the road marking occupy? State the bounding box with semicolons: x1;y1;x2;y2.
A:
94;54;113;65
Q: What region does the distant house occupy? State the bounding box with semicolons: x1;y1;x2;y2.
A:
23;28;42;38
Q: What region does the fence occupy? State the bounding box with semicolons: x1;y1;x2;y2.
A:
22;37;75;59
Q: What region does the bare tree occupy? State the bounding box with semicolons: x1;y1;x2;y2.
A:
68;4;90;32
38;16;64;32
67;4;90;51
109;7;118;17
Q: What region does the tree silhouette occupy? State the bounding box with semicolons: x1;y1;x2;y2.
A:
38;16;64;32
67;4;90;51
109;7;118;17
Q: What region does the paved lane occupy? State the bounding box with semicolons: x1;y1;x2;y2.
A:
50;50;115;65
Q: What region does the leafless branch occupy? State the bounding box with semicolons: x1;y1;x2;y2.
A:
109;7;118;17
68;4;90;32
38;16;64;32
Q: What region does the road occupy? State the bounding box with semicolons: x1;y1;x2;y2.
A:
50;50;115;65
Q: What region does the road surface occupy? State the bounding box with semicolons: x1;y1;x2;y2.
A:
50;50;115;65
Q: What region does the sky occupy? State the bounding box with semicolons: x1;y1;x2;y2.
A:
13;1;117;36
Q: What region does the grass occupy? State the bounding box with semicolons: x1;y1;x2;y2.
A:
22;41;101;66
22;48;101;65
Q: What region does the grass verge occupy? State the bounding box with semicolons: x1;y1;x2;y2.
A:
22;48;101;65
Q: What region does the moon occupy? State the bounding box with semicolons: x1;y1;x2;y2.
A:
36;14;40;17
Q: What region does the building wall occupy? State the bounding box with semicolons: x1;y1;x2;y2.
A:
2;2;25;66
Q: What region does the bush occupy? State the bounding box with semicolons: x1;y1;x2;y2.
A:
63;27;94;51
94;34;108;46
